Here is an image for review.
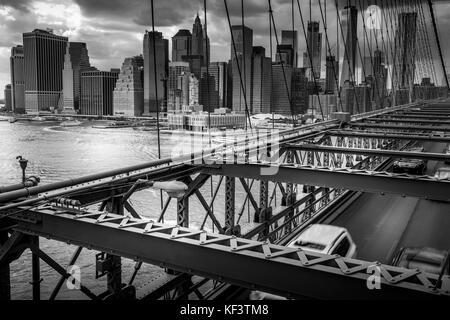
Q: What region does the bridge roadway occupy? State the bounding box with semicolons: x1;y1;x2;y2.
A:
328;141;450;264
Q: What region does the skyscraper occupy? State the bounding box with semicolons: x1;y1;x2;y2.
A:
23;29;68;113
276;44;295;66
199;72;219;112
172;29;192;62
282;30;298;67
292;68;309;115
167;61;190;112
303;21;322;80
325;55;339;94
340;6;358;88
394;12;417;93
80;69;119;116
251;46;272;114
143;30;169;115
4;85;12;111
192;14;209;67
231;25;253;113
62;42;91;113
113;56;144;116
207;62;228;109
272;63;293;116
10;45;25;113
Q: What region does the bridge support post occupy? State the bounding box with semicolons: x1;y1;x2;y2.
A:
259;180;272;238
30;236;41;301
177;197;189;228
0;231;11;300
224;176;238;235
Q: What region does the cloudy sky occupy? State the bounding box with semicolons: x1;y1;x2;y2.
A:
1;0;450;99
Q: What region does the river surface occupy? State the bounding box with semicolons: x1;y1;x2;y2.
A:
0;120;257;299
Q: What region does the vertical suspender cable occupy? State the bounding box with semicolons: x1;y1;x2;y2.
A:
427;0;449;90
295;0;325;120
150;0;163;210
223;0;252;129
204;0;211;144
317;0;344;112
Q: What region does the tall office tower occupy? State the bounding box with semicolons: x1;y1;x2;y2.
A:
272;63;293;116
276;44;295;66
251;46;272;114
282;30;298;67
292;67;309;115
231;25;253;113
113;56;145;116
80;69;119;116
10;45;25;113
325;55;339;94
23;29;68;113
341;80;356;114
143;30;169;115
188;73;199;106
62;42;91;113
355;83;372;113
394;12;417;93
181;55;202;80
205;62;228;109
303;21;322;80
340;6;358;89
167;62;190;112
4;85;12;111
192;14;209;66
172;29;192;62
178;72;191;107
199;72;219;112
226;60;233;109
364;50;387;109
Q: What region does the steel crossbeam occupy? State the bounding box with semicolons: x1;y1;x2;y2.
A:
13;205;450;300
286;144;450;162
351;122;450;132
202;164;450;201
327;130;450;143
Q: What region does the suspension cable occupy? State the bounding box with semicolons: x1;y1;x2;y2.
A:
223;0;253;129
317;0;343;112
295;0;325;119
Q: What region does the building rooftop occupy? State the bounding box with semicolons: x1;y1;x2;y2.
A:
174;29;192;37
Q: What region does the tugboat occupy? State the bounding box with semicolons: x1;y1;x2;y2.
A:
61;118;82;127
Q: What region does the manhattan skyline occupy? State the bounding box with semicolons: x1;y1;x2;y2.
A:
1;0;450;100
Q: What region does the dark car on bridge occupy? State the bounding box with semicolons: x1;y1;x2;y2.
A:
392;147;427;175
391;247;450;276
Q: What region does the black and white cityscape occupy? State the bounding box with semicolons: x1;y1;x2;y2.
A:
1;0;450;306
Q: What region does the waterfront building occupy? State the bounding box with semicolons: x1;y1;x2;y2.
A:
167;62;191;112
4;85;12;111
143;30;169;115
113;56;144;117
167;110;246;131
341;80;356;114
199;71;219;112
23;29;68;113
62;42;91;114
80;69;119;116
309;94;338;118
10;45;25;113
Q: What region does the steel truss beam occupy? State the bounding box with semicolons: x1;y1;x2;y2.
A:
350;122;450;132
287;144;450;162
203;164;450;201
375;114;450;120
14;205;450;300
327;130;450;143
364;118;450;125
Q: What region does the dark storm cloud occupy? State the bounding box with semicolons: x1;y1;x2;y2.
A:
0;0;31;12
